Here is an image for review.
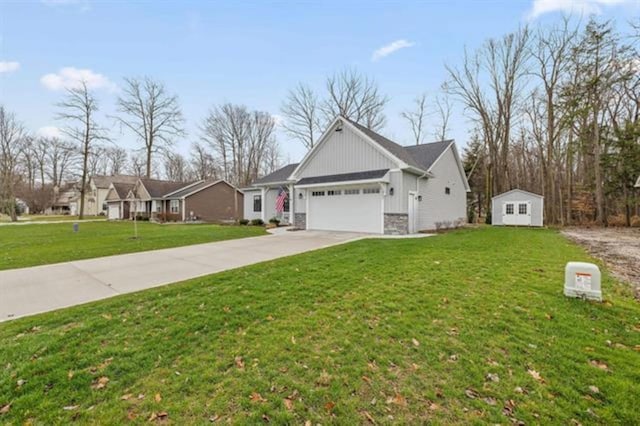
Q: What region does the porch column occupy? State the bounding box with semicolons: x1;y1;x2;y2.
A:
289;184;294;225
261;187;267;222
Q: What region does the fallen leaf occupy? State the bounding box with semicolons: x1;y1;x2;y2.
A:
101;313;112;320
209;414;220;422
16;379;25;387
483;397;497;406
503;399;516;416
283;398;293;411
250;392;266;403
428;401;440;411
411;363;420;370
63;405;79;411
68;371;74;380
261;414;270;422
411;338;420;347
121;393;133;400
91;376;110;390
362;410;376;423
223;306;231;313
362;375;372;384
589;360;610;372
514;386;526;394
148;411;168;422
449;354;459;362
391;394;407;407
154;393;162;402
137;394;145;400
324;401;335;412
527;369;544;382
127;410;137;420
486;373;500;382
0;404;11;415
304;421;311;426
545;313;553;320
465;388;479;399
588;385;600;394
266;315;274;321
234;356;245;370
291;336;296;345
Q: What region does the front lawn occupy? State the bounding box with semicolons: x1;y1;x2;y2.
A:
0;221;267;270
0;228;638;424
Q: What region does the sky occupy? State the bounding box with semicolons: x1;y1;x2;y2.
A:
1;0;638;164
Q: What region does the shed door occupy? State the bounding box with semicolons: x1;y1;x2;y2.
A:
307;186;382;233
502;200;531;226
108;204;120;220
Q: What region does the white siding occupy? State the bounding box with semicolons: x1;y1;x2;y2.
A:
383;170;417;214
492;190;544;226
417;146;467;230
296;125;397;179
243;189;262;220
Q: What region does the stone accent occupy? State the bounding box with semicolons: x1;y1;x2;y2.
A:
294;213;306;229
384;213;409;235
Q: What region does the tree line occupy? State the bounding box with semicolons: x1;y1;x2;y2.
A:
2;16;639;224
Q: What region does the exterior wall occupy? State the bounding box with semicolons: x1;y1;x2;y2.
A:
183;182;243;223
491;190;544;226
417;146;467;230
243;189;262;220
384;213;409;235
384;170;404;213
295;124;397;179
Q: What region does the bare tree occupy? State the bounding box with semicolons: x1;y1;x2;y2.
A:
323;68;389;130
104;146;128;175
45;137;77;186
56;81;109;219
163;151;191;182
190;142;218;180
0;106;28;221
281;83;321;150
128;152;146;177
115;77;185;178
434;92;453;140
401;93;427;145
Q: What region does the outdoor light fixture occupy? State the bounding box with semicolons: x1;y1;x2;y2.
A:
299;192;303;199
335;119;343;132
389;187;394;196
418;195;423;202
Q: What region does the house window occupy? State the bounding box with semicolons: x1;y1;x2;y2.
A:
445;187;451;195
170;200;179;214
505;203;514;215
344;189;359;195
518;203;528;215
362;187;380;194
327;190;342;196
253;195;262;212
312;191;325;197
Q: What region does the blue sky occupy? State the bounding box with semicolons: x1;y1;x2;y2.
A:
1;0;637;163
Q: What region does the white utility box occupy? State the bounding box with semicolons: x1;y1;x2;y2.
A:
564;262;602;301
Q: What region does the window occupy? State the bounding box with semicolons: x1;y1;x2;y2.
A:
253;195;262;212
445;187;451;195
363;187;380;194
327;190;342;196
505;203;514;215
170;200;180;214
344;189;359;195
518;203;528;215
312;191;325;197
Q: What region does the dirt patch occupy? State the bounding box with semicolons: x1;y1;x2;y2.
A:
562;227;640;294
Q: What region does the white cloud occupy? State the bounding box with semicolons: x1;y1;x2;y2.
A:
40;67;116;91
37;126;63;139
0;61;20;73
371;39;415;62
527;0;631;19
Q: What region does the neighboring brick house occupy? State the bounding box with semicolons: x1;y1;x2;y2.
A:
105;178;243;223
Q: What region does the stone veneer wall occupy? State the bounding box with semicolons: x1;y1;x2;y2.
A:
384;213;409;235
294;213;306;229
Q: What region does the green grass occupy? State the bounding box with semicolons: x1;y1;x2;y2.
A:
0;215;105;223
0;222;267;270
0;227;638;424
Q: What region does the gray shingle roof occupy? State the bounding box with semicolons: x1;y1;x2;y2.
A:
163;180;233;199
297;169;389;186
252;163;299;186
139;179;194;198
403;140;453;171
110;182;136;199
92;175;139;189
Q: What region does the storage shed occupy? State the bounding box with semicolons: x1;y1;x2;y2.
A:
491;189;544;227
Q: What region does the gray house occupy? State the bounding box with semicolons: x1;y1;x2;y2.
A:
491;189;544;227
244;116;470;234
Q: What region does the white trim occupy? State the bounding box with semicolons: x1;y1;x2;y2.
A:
289;116;412;181
492;188;544;200
295;176;390;189
634;176;640;188
260;187;267;222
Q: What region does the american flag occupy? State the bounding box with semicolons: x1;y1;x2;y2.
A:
275;187;288;213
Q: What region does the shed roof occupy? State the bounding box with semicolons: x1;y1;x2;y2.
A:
297;169;389;186
492;188;544;200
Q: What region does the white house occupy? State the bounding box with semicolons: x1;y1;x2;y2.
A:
244;116;470;234
491;189;544;227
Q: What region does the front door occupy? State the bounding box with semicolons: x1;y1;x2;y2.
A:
408;192;418;233
503;201;531;226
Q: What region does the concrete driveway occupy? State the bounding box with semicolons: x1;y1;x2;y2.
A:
0;230;364;322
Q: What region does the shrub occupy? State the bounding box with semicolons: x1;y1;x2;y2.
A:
250;218;264;226
156;212;181;223
134;215;150;222
239;218;250;225
269;217;281;226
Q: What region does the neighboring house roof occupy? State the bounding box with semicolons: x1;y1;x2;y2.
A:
111;182;136;199
91;175;139;189
492;188;544;200
297;169;389;186
252;163;299;186
138;178;193;198
164;179;241;199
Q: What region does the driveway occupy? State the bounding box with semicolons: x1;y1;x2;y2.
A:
0;230;365;322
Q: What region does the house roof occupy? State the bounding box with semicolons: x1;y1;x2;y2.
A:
110;182;136;199
139;178;193;198
164;179;240;199
92;175;139;189
492;188;544;200
252;163;299;186
297;169;389;186
404;140;454;171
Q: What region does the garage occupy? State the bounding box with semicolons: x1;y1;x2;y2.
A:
108;203;120;220
307;186;382;233
491;189;544;227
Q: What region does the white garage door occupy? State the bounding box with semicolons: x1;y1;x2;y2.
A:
108;204;120;220
307;186;382;233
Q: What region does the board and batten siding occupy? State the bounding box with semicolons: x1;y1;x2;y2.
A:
491;190;544;226
417;146;467;230
295;124;397;179
243;189;262;220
